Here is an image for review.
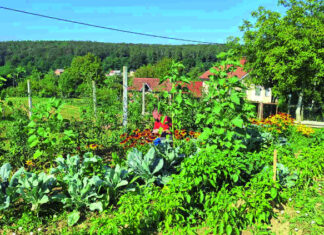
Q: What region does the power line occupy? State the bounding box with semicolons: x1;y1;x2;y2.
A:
0;6;216;44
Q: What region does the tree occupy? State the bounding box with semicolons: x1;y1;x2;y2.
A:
240;0;324;121
134;57;173;79
59;53;104;97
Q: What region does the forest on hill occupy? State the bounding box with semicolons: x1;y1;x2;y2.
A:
0;41;227;73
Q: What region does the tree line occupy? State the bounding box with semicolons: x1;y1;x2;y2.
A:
0;41;226;74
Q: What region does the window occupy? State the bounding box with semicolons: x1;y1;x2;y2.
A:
265;88;271;97
255;86;261;96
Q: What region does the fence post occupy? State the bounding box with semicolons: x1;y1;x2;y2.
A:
142;83;145;115
92;80;97;119
258;102;264;120
273;149;277;181
27;79;32;119
123;66;128;129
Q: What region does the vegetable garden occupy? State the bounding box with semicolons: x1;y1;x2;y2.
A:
0;51;323;234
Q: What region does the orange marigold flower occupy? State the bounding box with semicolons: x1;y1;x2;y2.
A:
185;137;190;142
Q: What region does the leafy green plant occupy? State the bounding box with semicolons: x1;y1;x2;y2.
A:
127;148;164;185
60;175;104;212
50;153;102;178
276;163;298;188
195;50;255;154
203;187;247;234
15;171;57;214
5;109;33;168
0;163;24;211
50;153;107;226
239;170;282;227
27;98;77;166
103;164;133;205
154;139;185;168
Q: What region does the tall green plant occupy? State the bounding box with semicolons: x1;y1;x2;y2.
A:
196;50;255;153
27;98;77;165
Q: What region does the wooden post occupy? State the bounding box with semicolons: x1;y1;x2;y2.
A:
142;83;145;115
92;80;97;119
273;149;277;181
296;92;303;122
258;102;264;120
122;66;128;128
287;94;292;115
27;79;32;119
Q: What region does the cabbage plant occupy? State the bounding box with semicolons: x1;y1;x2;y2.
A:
51;154;106;226
0;163;24;211
127;148;164;185
15;171;57;214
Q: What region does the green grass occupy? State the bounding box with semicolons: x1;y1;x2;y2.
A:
4;97;87;120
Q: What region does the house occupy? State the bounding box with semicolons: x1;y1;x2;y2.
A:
54;69;64;76
106;70;122;77
128;77;204;97
199;59;277;118
199;59;273;103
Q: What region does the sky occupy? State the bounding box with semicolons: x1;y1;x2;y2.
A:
0;0;286;45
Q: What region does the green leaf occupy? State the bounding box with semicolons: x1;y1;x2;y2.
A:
270;188;277;199
33;150;43;159
226;224;232;235
89;202;103;212
231;117;243;128
38;195;49;204
68;210;80;226
230;93;240;105
185;194;191;203
37;127;46;137
232;174;239;183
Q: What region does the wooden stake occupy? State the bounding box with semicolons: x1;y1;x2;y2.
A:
122;66;128;128
258;102;264;120
273;149;277;181
92;80;97;119
142;83;145;115
27;79;32;119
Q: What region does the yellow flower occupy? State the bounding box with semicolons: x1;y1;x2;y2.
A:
26;160;34;166
89;144;98;150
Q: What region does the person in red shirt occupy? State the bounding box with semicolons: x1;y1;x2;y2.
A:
152;109;172;135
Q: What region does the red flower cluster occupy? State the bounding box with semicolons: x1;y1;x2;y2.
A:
174;129;200;140
119;129;201;149
120;129;161;149
251;112;294;134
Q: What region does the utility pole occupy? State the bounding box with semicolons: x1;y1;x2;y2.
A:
123;66;128;129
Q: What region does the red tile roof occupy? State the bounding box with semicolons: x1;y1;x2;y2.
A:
199;59;248;80
129;78;203;97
